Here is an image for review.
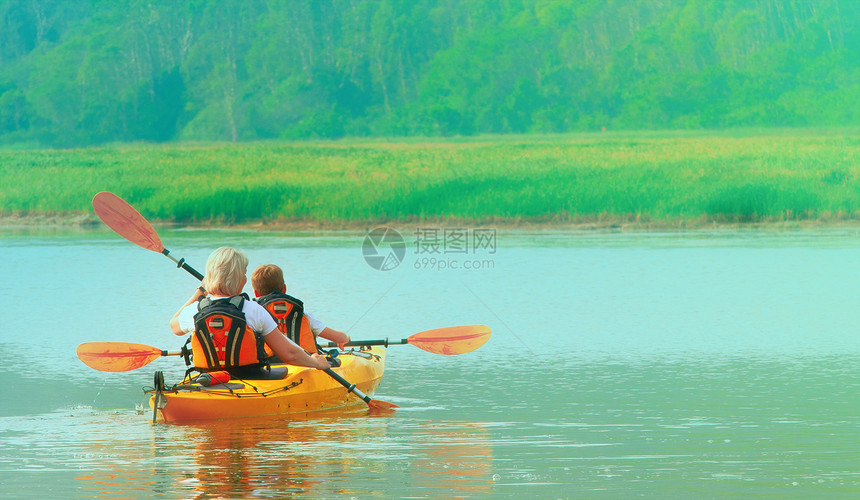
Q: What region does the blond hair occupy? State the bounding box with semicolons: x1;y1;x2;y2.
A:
251;264;285;295
203;247;248;296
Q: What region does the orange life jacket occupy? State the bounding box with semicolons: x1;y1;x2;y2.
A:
254;292;317;353
191;295;269;371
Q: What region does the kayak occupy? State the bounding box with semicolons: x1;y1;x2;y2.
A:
148;347;386;423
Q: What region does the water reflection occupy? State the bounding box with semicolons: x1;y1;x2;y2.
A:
177;417;337;498
410;422;493;496
74;408;370;498
71;409;495;498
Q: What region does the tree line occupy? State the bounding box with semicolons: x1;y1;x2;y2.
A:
0;0;857;147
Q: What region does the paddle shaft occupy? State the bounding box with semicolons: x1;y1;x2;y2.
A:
324;339;408;349
323;368;375;404
160;248;204;281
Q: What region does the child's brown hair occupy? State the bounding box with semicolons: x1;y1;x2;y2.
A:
251;264;285;295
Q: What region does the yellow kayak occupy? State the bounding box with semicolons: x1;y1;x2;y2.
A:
148;347;386;423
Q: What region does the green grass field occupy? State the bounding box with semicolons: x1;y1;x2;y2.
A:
4;130;860;227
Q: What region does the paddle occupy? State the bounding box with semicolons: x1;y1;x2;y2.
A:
92;191;203;281
324;324;491;355
76;323;491;372
90;191;397;410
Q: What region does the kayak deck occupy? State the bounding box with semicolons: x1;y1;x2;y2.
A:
149;347;386;423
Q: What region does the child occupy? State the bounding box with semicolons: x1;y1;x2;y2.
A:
169;247;330;376
251;264;350;353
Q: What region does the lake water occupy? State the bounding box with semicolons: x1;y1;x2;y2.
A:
1;226;859;498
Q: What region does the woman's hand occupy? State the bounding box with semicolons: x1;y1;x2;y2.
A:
310;353;331;370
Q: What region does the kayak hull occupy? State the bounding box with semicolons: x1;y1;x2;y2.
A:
149;347;386;423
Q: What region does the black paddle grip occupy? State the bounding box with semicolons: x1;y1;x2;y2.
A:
180;260;205;281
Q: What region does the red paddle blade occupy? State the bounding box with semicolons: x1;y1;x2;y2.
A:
92;192;164;253
367;399;400;411
407;325;491;355
76;342;164;372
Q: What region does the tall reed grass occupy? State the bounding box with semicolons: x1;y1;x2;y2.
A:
3;130;860;226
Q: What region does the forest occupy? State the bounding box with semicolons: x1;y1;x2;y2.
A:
0;0;858;148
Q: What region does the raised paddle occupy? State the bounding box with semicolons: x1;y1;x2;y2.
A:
90;191;397;410
324;324;491;355
92;191;203;281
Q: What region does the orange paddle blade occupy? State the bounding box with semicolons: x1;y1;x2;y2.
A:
367;399;400;411
92;192;164;252
76;342;164;372
407;325;491;355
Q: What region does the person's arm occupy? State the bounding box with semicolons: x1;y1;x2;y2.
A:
318;327;350;350
304;311;349;349
169;287;206;336
264;329;330;369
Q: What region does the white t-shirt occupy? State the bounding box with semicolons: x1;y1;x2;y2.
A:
303;311;327;336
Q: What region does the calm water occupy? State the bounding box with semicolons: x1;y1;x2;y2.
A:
1;226;859;498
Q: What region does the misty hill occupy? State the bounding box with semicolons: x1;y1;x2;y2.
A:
1;0;857;147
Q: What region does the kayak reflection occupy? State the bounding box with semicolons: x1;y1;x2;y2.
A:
73;409;497;498
411;422;493;495
76;407;391;498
